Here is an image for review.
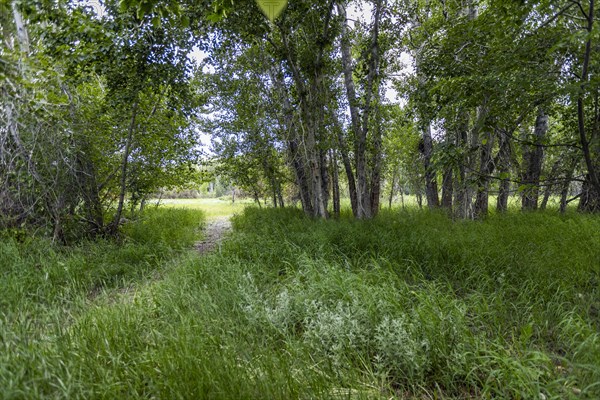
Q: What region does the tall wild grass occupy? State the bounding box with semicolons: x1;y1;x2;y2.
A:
0;206;598;398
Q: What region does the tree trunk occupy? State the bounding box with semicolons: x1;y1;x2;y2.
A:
560;158;578;213
111;100;138;233
540;157;562;210
421;123;439;209
370;102;383;217
399;183;405;209
338;0;383;219
521;107;548;211
11;3;30;54
441;167;453;210
290;139;313;214
496;129;512;213
331;149;340;218
307;131;327;218
277;187;284;208
454;118;470;217
578;175;600;211
576;0;600;211
320;149;329;213
269;65;313;214
473;130;495;219
339;0;370;218
389;168;397;209
337;125;358;216
253;189;262;208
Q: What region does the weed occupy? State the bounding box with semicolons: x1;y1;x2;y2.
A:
1;206;598;398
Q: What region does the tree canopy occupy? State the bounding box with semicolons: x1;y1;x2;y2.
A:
2;0;600;240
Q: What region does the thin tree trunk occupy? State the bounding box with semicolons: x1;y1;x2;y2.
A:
540;158;562;210
496;129;512;213
320;149;329;212
338;0;383;219
359;0;383;219
421;123;439;209
465;112;482;218
11;3;29;54
338;1;368;218
522;107;548;210
277;187;284;208
441;167;453;210
399;184;405;209
269;65;313;214
577;0;600;211
111;100;138;233
336;120;358;215
473;130;495;219
370;102;383;217
455;117;469;217
560;159;578;213
253;189;262;208
389;168;398;209
331;149;340;218
307;129;327;218
289;138;313;214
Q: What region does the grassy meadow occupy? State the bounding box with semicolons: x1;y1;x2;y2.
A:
154;198;251;219
0;202;599;399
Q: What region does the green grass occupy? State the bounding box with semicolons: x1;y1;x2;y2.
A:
1;207;598;398
153;197;251;219
0;208;205;399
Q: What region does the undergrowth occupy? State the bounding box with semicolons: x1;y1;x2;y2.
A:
0;208;205;398
1;207;598;399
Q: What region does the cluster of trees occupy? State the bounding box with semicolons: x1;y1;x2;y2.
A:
1;0;205;241
2;0;599;240
204;0;600;218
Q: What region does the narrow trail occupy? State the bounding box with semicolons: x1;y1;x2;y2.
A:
194;216;232;254
89;216;232;302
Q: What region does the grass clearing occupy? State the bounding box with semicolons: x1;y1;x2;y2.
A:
153;198;251;219
1;207;598;398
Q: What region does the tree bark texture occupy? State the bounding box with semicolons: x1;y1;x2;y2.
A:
577;0;600;211
338;0;384;219
540;157;562;210
331;149;341;218
420;123;440;209
473;130;495;219
496;129;512;213
111;100;138;233
521;107;548;210
441;167;453;210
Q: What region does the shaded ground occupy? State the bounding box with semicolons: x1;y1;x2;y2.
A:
194;216;232;254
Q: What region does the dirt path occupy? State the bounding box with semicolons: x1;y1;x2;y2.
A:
194;216;232;254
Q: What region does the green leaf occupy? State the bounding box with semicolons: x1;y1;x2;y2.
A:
207;13;222;23
181;15;190;28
